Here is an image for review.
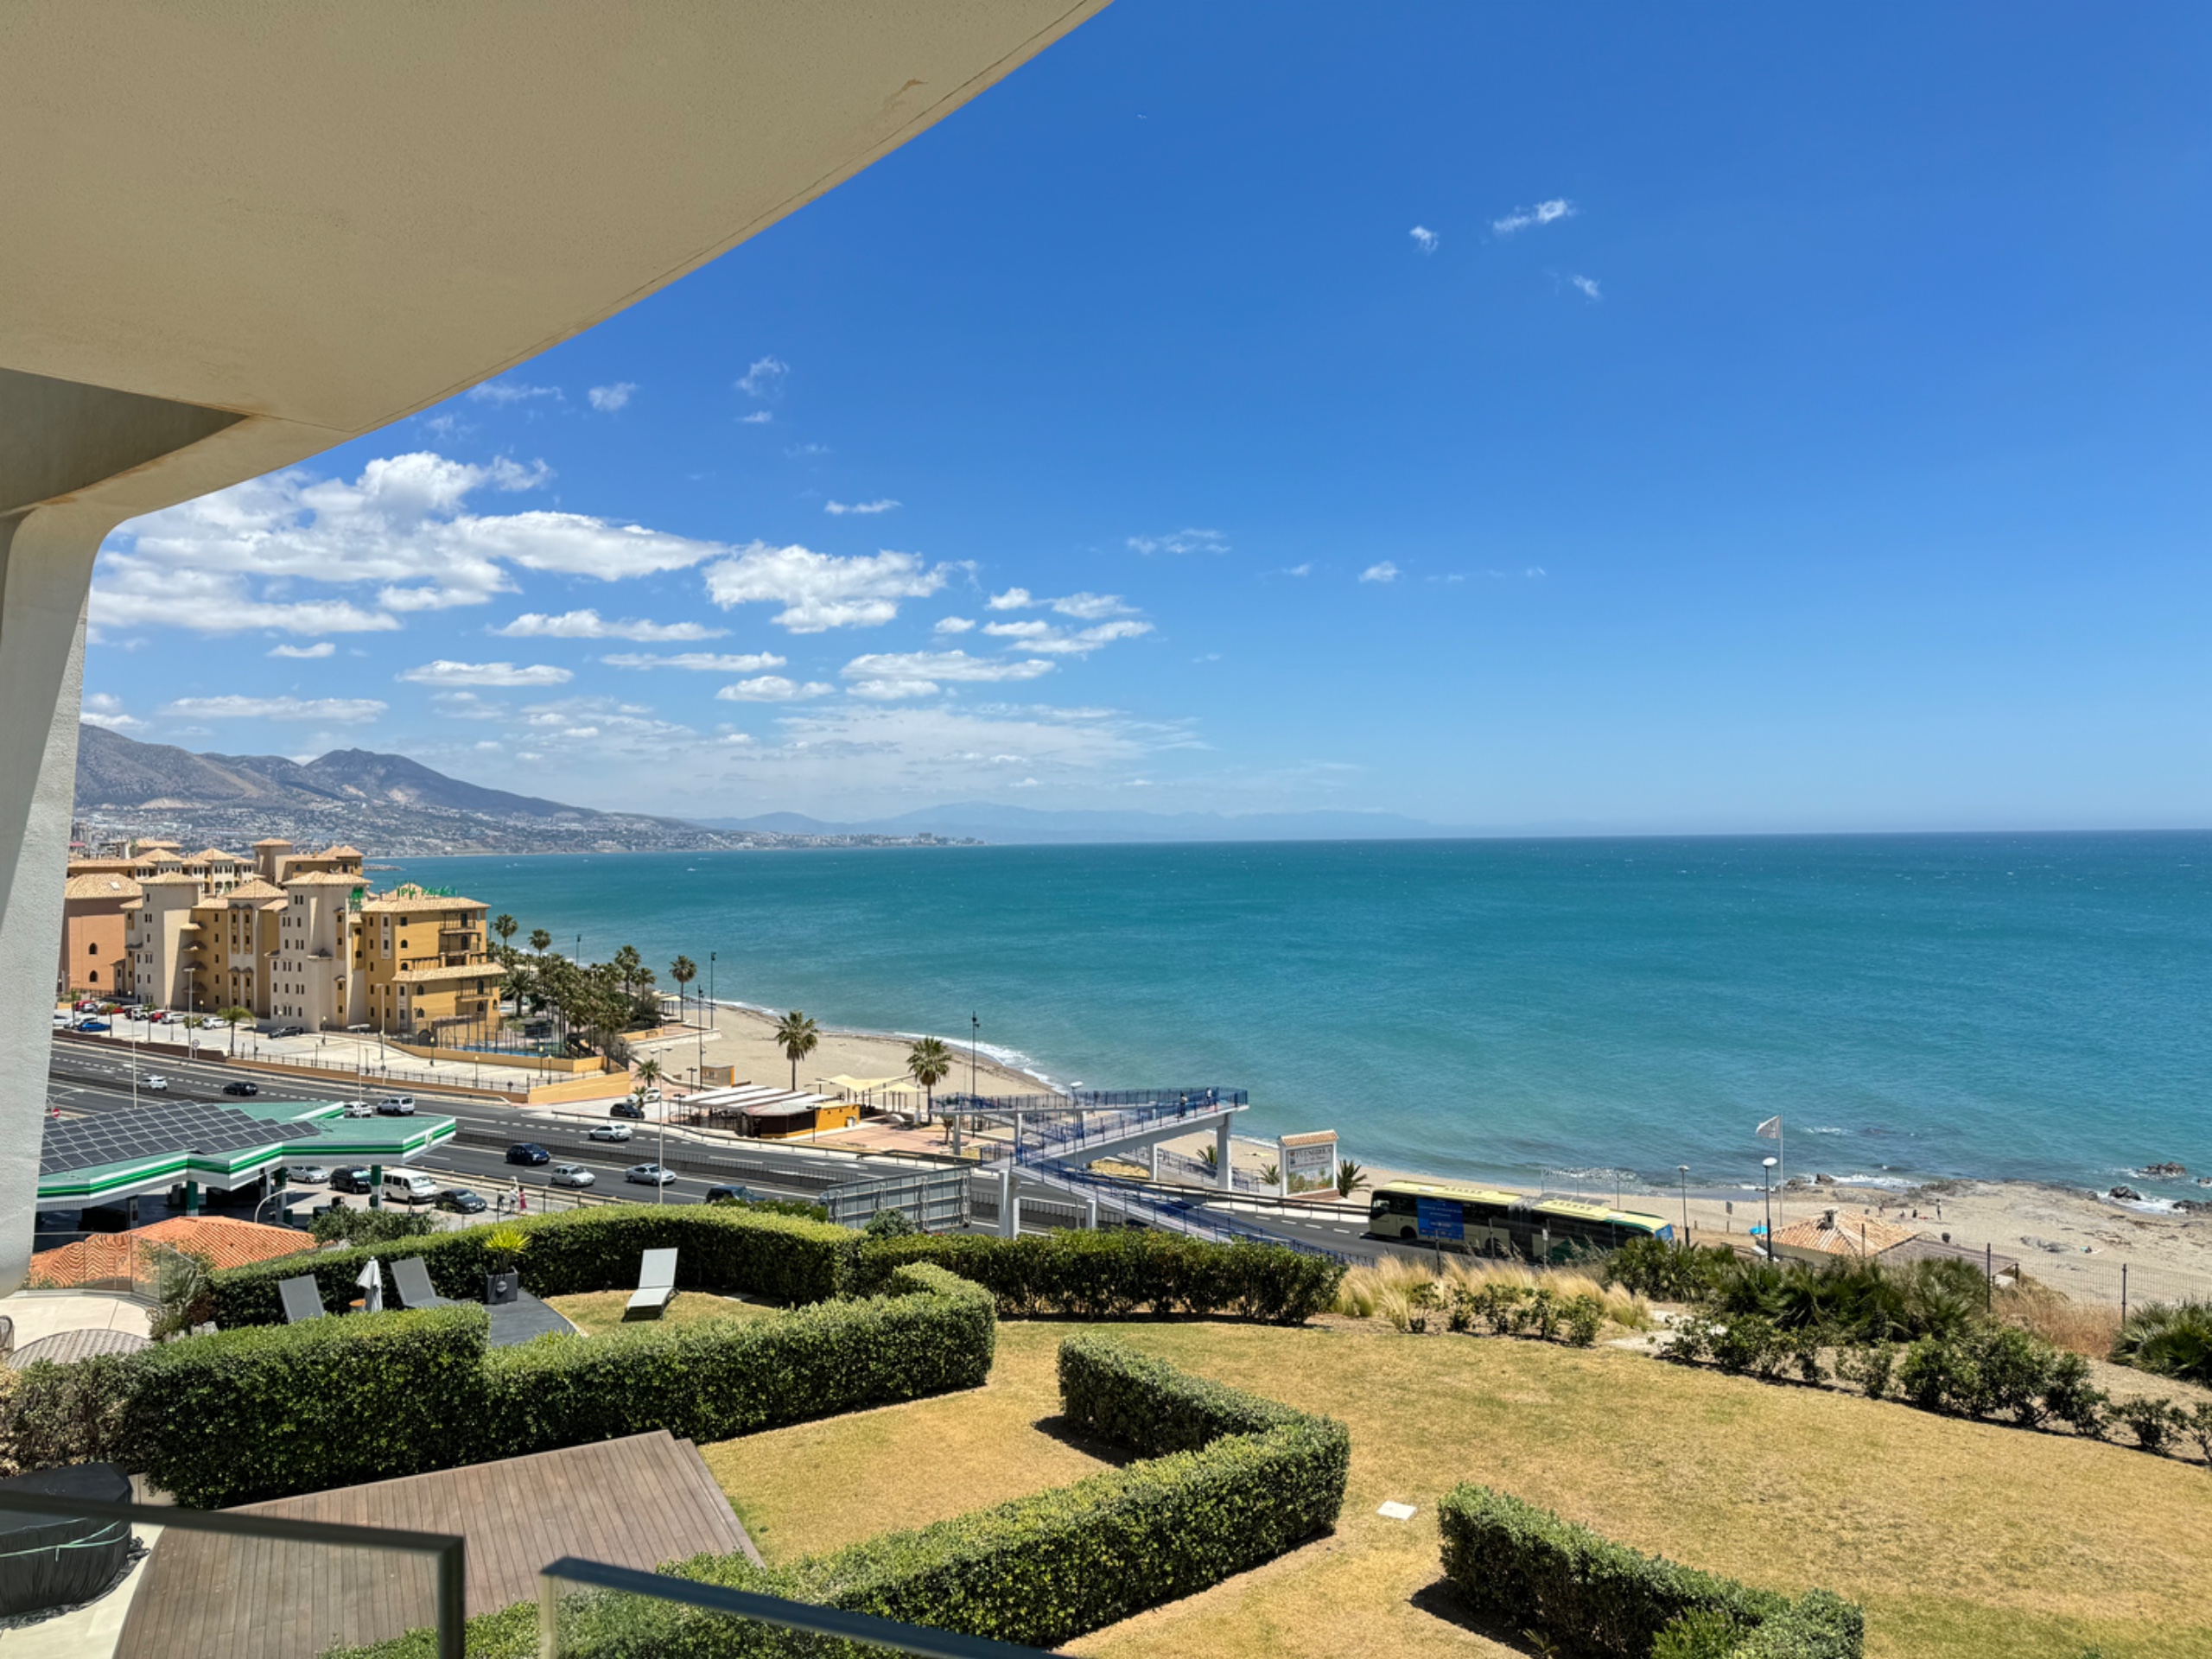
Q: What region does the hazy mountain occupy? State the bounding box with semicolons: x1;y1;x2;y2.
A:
696;801;1450;844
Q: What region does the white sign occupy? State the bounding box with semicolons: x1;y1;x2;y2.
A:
1279;1130;1338;1193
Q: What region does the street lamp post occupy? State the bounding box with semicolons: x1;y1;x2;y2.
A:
1761;1156;1778;1258
1677;1164;1690;1240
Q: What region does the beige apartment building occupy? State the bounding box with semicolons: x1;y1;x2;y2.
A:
70;839;500;1041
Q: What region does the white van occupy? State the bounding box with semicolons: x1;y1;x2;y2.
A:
383;1171;439;1205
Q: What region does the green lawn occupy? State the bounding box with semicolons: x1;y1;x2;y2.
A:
543;1288;781;1337
702;1318;2212;1659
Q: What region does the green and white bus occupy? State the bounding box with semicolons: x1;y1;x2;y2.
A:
1365;1179;1674;1262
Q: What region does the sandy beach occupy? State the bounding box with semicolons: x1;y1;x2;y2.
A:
648;998;1052;1103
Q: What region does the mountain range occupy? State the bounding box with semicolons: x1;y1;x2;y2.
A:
696;804;1446;844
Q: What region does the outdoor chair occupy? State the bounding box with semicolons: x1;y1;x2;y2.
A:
390;1255;455;1310
626;1248;678;1318
0;1317;12;1360
276;1274;326;1323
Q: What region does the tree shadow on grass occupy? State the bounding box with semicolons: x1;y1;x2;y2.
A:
1028;1414;1136;1467
1407;1578;1549;1655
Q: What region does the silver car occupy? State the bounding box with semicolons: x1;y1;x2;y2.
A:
624;1163;677;1186
549;1163;595;1189
588;1123;633;1143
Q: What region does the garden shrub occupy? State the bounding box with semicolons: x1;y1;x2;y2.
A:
331;1333;1349;1659
310;1207;436;1247
119;1264;990;1508
209;1204;860;1326
2111;1396;2177;1454
1830;1341;1898;1402
2110;1298;2212;1385
1436;1484;1861;1659
3;1351;141;1473
853;1229;1343;1324
1605;1237;1734;1302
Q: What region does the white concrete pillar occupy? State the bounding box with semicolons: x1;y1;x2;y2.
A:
999;1166;1014;1238
0;515;99;1292
1148;1141;1159;1182
1216;1117;1233;1192
1085;1194;1098;1230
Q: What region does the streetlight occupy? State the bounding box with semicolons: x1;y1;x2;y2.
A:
1761;1156;1778;1258
1677;1164;1690;1240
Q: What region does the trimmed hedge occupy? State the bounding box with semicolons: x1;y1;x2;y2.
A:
331;1332;1350;1658
1438;1484;1862;1659
127;1263;990;1509
855;1229;1344;1324
208;1204;859;1326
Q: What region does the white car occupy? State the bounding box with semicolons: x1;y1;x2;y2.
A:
625;1163;677;1186
143;1075;169;1091
341;1100;374;1119
588;1123;633;1143
549;1163;595;1189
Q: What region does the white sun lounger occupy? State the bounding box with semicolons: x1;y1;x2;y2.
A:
626;1248;678;1317
277;1274;326;1323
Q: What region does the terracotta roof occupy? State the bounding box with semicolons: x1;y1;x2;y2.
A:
251;838;294;848
316;845;365;858
363;895;486;913
286;871;365;886
26;1217;314;1285
63;873;143;900
1770;1211;1922;1258
224;878;288;899
190;849;238;862
140;872;203;887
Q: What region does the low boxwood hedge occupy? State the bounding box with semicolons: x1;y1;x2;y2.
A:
1438;1484;1862;1659
855;1228;1344;1324
329;1332;1350;1658
207;1204;858;1326
127;1263;990;1509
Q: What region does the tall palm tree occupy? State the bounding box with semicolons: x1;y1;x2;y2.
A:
906;1036;952;1123
529;928;552;954
217;1005;253;1056
670;956;697;1021
493;913;518;947
773;1010;820;1090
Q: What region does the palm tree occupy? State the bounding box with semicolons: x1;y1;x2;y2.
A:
635;1056;662;1102
217;1005;253;1056
1335;1158;1369;1199
906;1036;952;1123
529;928;552;954
670;956;697;1023
493;913;518;947
772;1010;820;1090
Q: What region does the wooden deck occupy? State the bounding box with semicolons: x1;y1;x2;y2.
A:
116;1432;750;1659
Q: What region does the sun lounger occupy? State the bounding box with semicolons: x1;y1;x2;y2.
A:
277;1274;326;1323
391;1255;455;1310
626;1248;678;1317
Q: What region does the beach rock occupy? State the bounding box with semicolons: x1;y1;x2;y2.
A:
2108;1185;2145;1203
2174;1198;2209;1215
2198;1176;2212;1188
1814;1173;1835;1186
2139;1162;2187;1179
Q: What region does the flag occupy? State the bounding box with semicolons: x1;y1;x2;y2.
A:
1755;1116;1782;1140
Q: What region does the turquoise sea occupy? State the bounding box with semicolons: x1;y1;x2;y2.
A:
386;834;2212;1205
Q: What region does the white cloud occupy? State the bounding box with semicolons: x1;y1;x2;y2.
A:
1360;562;1400;583
934;616;976;634
1282;563;1313;577
988;588;1034;611
983;620;1053;640
97;452;728;635
397;660;573;687
604;652;787;672
715;676;835;702
1128;529;1228;556
268;641;336;658
1409;225;1440;254
493;610;723;642
737;357;788;399
468;380;562;404
587;382;637;412
1050;592;1136;620
824;499;900;516
1569;273;1602;302
840;650;1056;701
740;411;774;425
702;543;945;632
786;442;830;458
79;692;143;730
163;696;386;722
1491;198;1576;235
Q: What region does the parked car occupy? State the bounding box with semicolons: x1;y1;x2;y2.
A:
608;1098;645;1120
375;1096;416;1116
383;1171;439;1205
702;1185;755;1205
221;1080;259;1096
549;1163;595;1189
505;1142;550;1166
637;1087;663;1103
269;1025;306;1039
73;1020;110;1033
329;1166;374;1195
143;1075;169;1091
625;1163;677;1186
436;1188;486;1215
290;1165;332;1185
587;1123;633;1143
341;1100;374;1118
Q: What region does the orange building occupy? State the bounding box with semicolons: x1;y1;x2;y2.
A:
57;872;140;999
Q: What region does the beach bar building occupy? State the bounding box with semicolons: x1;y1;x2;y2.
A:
683;1085;861;1141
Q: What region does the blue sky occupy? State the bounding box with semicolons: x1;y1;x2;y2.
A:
84;3;2212;830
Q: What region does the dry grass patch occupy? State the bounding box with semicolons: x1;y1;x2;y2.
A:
1998;1274;2124;1357
708;1319;2212;1659
1335;1254;1650;1332
544;1288;780;1337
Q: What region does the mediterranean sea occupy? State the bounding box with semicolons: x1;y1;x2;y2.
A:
385;833;2212;1203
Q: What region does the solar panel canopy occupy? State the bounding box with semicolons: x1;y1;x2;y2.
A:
40;1104;321;1176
